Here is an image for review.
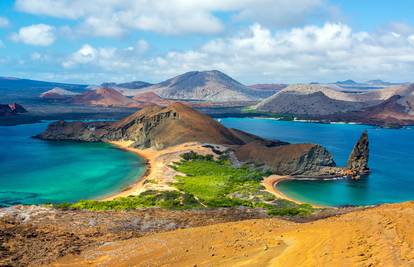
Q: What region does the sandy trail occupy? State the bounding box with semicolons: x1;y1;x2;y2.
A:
51;202;414;267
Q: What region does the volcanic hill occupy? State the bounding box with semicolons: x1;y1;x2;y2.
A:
37;103;368;176
72;87;139;107
0;103;27;116
255;83;414;126
140;70;268;102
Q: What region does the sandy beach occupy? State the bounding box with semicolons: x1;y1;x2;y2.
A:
106;141;326;208
262;175;302;204
104;141;219;200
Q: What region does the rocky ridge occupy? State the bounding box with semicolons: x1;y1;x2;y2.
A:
347;131;370;178
37;103;369;177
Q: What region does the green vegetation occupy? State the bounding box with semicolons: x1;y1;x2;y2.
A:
58;151;313;216
241;107;296;121
56;190;202;211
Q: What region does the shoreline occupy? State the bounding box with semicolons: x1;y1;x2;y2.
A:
103;141;154;200
262;175;329;209
103;141;220;200
105;141;332;208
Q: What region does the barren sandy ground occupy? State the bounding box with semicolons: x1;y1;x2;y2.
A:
52;201;414;267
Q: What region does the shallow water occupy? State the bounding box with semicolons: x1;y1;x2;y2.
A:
221;117;414;206
0;122;144;206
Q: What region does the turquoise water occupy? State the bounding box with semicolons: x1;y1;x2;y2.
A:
221;118;414;206
0;122;145;206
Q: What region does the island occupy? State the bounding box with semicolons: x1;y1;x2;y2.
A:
36;102;369;202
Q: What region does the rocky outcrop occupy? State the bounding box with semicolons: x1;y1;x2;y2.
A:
37;103;339;175
234;142;336;175
36;120;112;141
347;131;370;179
0;103;27;116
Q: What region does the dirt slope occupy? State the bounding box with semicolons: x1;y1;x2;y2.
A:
53;201;414;267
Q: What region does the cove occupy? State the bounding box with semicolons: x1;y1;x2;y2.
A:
220;117;414;206
0;122;145;206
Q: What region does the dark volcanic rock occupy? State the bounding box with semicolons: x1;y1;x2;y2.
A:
347;131;370;179
234;142;336;175
36;120;112;141
0;103;27;116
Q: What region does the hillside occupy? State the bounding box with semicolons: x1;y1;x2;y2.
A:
72;87;139;107
255;85;374;116
53;201;414;266
132;92;172;107
0;77;87;102
40;87;79;99
101;81;152;89
0;103;27;116
248;83;287;94
255;84;414;120
140;70;266;102
37;103;347;176
102;81;153;97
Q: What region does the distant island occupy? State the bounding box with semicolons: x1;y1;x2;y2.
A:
1;71;413;128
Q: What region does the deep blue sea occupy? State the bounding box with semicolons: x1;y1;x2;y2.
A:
221;118;414;206
0;122;145;206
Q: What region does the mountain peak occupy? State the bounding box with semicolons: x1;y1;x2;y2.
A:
141;70;266;102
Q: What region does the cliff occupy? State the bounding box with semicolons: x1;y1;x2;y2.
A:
234;142;336;175
347;131;370;179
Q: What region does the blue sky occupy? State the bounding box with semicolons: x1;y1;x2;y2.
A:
1;0;414;84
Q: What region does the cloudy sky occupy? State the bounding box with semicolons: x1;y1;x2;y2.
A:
1;0;414;84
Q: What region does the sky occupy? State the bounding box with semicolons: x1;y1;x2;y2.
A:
1;0;414;85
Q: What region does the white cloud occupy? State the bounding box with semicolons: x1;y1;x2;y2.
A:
60;22;414;83
63;44;132;69
15;0;332;36
126;40;149;53
0;17;10;27
409;35;414;46
63;44;98;68
11;24;55;46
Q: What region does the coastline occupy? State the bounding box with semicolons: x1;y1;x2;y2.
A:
262;175;328;209
103;141;156;200
262;175;300;204
105;141;330;208
103;141;221;200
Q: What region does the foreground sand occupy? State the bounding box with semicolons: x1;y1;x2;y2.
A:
52;201;414;266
